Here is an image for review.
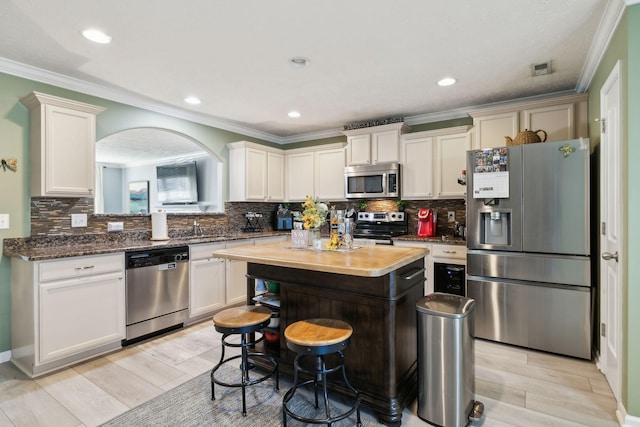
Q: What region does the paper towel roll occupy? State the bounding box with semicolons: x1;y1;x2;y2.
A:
151;212;168;240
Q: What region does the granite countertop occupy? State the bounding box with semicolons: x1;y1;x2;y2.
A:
3;231;289;261
393;235;466;245
3;231;464;262
213;241;428;277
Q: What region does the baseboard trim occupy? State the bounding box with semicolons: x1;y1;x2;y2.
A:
0;350;11;363
619;401;640;427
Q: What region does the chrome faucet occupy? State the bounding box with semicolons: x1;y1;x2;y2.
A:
193;220;204;237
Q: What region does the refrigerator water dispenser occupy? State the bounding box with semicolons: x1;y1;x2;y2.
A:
481;211;511;245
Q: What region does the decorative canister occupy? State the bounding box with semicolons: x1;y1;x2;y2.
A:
505;129;547;146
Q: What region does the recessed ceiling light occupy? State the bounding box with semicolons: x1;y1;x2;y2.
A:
184;96;201;105
81;29;112;44
437;77;457;87
288;111;301;118
289;57;309;68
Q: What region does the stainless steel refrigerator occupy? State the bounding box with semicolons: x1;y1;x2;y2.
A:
466;139;592;359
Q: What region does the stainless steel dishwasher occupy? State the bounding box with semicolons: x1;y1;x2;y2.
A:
124;246;189;343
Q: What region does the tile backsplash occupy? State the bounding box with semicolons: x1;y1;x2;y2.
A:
29;197;466;238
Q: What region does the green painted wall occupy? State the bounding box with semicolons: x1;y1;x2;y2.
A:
0;72;274;354
587;4;640;417
283;117;474;150
625;4;640;417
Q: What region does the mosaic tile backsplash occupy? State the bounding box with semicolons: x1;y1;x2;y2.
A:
29;197;466;238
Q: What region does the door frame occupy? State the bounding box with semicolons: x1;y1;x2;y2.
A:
598;59;623;402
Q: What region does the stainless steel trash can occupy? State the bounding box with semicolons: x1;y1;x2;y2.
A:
416;293;483;427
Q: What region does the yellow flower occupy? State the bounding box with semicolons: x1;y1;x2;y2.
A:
294;195;329;230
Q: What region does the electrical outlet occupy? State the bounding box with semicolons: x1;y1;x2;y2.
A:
447;211;455;222
71;213;87;227
0;213;9;229
107;222;124;232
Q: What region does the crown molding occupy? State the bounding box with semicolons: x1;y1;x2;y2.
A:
0;57;283;144
576;0;627;92
2;0;629;149
278;128;344;144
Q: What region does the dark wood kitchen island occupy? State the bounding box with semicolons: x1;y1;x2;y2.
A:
212;241;428;426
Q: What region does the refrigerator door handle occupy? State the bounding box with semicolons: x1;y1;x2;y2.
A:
601;251;619;262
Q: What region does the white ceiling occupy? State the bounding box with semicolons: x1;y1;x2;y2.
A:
96;128;209;167
0;0;615;145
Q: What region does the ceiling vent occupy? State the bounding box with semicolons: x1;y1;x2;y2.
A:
531;61;552;77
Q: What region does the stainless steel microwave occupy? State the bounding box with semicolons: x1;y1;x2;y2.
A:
344;162;400;199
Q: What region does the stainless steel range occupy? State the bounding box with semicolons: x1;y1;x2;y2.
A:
353;211;408;245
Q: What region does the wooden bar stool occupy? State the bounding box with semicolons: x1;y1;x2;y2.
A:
211;305;279;416
282;318;362;426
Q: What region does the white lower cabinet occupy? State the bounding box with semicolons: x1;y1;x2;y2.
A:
189;243;226;319
11;253;125;377
224;239;254;305
189;237;287;317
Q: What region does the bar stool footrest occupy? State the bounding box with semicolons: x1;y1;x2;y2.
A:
211;353;278;389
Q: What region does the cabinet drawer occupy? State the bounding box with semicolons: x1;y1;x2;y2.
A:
39;253;124;283
431;244;466;260
190;243;225;260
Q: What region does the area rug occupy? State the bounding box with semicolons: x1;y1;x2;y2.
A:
100;364;383;426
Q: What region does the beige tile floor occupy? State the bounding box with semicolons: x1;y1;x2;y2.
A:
0;320;619;427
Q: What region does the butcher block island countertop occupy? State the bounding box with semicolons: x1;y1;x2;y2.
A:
215;241;429;426
212;241;428;277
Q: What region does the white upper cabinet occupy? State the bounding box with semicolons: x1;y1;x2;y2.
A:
314;147;346;200
400;134;434;199
286;143;346;202
20;92;105;198
346;134;371;165
435;130;472;198
228;141;284;202
401;125;472;200
469;111;518;150
522;102;578;142
266;151;285;201
343;122;410;165
468;93;588;149
286;151;315;201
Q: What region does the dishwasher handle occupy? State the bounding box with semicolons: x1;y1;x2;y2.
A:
158;262;178;271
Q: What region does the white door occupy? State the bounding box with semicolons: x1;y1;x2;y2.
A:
599;60;622;401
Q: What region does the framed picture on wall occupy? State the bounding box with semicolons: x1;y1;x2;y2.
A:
128;181;149;214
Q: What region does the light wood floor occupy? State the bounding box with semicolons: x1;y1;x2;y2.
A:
0;320;619;427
